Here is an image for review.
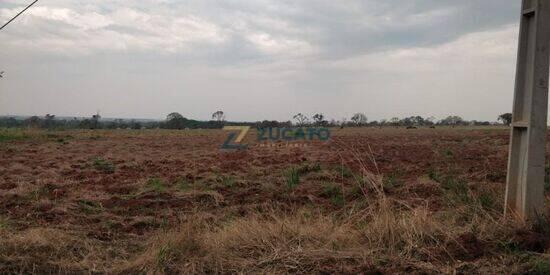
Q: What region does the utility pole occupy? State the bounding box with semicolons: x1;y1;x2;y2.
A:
506;0;550;220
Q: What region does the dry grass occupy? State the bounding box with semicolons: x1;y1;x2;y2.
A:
0;228;127;273
118;168;547;274
117;199;546;274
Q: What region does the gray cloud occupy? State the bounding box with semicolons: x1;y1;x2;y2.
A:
0;0;522;121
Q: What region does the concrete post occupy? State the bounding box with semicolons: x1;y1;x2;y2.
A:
505;0;550;220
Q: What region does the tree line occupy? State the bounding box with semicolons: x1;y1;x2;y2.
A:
0;111;513;130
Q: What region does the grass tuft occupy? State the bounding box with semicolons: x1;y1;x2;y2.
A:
145;178;166;193
77;200;103;214
321;182;344;207
92;157;115;173
285;167;300;190
530;258;550;274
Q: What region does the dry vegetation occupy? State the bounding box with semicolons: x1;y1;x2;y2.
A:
0;127;549;274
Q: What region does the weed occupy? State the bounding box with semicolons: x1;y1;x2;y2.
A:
321;183;344;206
28;183;57;201
219;176;235;188
146;178;166;193
335;165;354;179
285;167;300;190
382;172;401;191
499;240;521;254
429;171;470;204
104;220;119;230
176;179;192;191
0;216;8;230
530;258;550;274
477;192;495;210
427;167;440;182
92;158;115;173
532;214;550;236
77;200;103;214
156;245;173;268
443;148;453;157
297;162;322;175
443;178;470;203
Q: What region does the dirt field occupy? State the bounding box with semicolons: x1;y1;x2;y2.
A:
0;127;549;274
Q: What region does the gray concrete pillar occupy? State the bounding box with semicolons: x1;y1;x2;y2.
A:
506;0;550;220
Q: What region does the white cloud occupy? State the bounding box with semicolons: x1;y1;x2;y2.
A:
1;5;226;54
246;32;316;56
329;23;518;74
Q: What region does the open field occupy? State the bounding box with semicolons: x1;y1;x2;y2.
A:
0;127;549;274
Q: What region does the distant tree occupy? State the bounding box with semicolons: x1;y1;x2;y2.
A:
293;113;309;127
312;113;324;124
400;117;413;127
212;111;225;122
211;110;225;128
425;116;436;126
25;116;41;128
399;116;425;127
439;115;464;127
351;113;368;127
312;113;328;126
390;117;400;127
43;114;56;128
91;112;101;129
411;116;425;126
0;117;19;128
498;113;513;126
167;112;184;121
212;111;225;126
340;117;348;129
256;120;287;128
165;112;187;129
130;120;142;130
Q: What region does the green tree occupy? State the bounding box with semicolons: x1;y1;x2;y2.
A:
440;116;464;126
165;112;187;129
498;113;513;126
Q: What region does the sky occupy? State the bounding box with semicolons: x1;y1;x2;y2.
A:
0;0;522;122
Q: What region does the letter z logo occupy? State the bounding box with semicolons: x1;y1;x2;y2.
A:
221;126;250;150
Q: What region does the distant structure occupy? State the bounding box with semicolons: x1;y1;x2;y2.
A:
506;0;550;220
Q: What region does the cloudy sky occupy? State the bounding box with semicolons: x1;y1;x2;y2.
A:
0;0;522;122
